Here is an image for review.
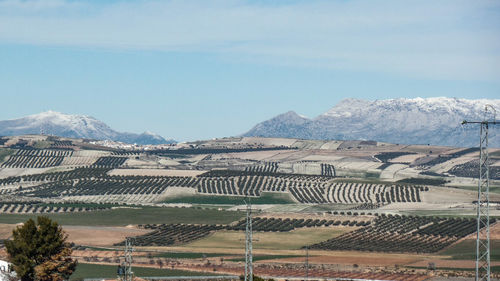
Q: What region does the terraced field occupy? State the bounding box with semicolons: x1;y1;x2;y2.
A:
109;213;482;256
1;136;498;280
1;149;70;168
0;167;429;205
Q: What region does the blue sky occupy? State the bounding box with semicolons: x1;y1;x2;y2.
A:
1;0;499;141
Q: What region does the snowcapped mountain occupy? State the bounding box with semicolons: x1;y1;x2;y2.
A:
244;97;500;147
246;111;313;139
0;111;175;145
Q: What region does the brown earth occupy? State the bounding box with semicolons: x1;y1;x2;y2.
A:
408;259;500;269
64;225;152;246
0;224;17;239
268;253;420;267
73;250;148;258
174;263;430;281
0;224;151;247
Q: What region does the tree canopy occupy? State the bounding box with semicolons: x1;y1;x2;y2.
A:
5;216;77;281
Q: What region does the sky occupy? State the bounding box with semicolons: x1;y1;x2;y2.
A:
0;0;499;141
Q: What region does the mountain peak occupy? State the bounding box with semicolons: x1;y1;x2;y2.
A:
322;98;371;118
0;111;174;145
28;110;90;119
276;111;309;121
139;131;166;141
243;110;312;139
244;97;500;147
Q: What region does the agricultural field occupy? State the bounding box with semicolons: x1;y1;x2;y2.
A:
1;135;500;280
70;263;216;280
0;206;244;226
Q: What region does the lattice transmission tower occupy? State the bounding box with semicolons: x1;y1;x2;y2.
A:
244;199;253;281
121;237;134;281
305;246;309;280
462;105;498;281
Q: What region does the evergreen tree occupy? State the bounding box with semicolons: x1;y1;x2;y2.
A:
5;216;77;281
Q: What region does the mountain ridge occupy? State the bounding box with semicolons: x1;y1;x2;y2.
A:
243;97;500;147
0;111;175;145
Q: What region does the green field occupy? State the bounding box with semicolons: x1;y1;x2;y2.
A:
440;239;500;261
450;183;500;194
228;254;303;262
0;148;15;163
154;252;231;259
400;209;482;217
397;178;448;186
163;192;295;205
33;140;51;149
300;204;359;213
40;202;119;209
70;263;217;280
0;206;244;226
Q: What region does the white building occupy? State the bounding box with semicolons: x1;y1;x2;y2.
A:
0;260;16;281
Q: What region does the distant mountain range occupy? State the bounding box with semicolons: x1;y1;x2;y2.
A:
2;98;499;147
0;111;175;145
243;97;500;147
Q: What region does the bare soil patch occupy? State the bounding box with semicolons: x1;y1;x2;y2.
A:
390;154;424;163
268;252;420;267
63;225;152;247
240;137;298;147
72;250;149;258
421;186;476;204
407;259;500;269
0;224;18;239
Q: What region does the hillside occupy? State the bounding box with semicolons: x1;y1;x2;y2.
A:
244;97;500;147
0;134;498;207
0;111;174;145
0;134;499;280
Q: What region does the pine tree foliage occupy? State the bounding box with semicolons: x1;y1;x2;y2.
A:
34;248;76;281
5;216;77;281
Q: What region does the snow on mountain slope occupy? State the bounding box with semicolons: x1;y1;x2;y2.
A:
244;97;500;147
0;111;174;145
246;111;313;139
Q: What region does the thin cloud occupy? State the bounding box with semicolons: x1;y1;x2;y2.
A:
0;0;499;80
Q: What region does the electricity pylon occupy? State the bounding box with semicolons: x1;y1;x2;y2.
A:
123;237;134;281
305;246;309;280
244;199;253;281
462;105;498;281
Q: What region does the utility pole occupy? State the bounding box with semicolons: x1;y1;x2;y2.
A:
462;105;498;281
244;198;253;281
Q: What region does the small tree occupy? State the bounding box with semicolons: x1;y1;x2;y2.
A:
156;259;164;269
5;216;77;281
